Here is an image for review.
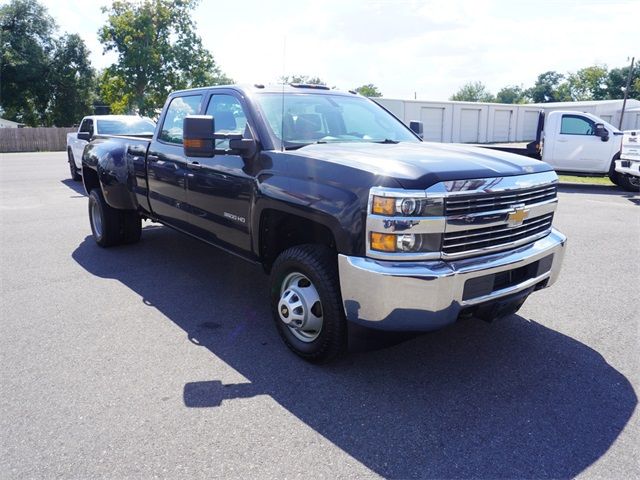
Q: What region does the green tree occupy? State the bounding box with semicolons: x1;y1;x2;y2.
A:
566;65;609;101
0;0;56;125
98;0;232;116
606;64;640;100
354;84;382;97
525;71;571;103
495;85;526;104
48;33;95;126
450;81;494;102
280;75;326;85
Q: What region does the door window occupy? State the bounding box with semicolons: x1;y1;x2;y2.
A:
560;115;596;135
205;94;248;149
159;95;203;144
79;119;93;134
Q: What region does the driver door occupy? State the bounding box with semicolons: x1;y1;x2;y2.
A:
551;114;612;172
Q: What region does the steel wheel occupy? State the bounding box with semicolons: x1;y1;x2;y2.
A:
278;272;324;342
91;198;103;238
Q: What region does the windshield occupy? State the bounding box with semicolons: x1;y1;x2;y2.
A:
253;93;419;149
96;118;156;136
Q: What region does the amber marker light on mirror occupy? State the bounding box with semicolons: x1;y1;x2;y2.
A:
184;138;204;148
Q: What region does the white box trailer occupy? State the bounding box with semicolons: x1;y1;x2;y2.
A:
375;97;640;143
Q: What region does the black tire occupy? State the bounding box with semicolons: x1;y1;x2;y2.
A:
88;189;123;247
608;152;621;186
270;245;347;363
618;173;640;192
68;149;81;181
121;210;142;244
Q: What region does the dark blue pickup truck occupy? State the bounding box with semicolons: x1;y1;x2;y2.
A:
82;84;566;362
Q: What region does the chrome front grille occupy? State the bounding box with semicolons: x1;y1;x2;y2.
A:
444;184;557;216
443;213;554;257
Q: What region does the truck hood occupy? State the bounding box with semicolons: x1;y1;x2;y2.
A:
294;141;553;189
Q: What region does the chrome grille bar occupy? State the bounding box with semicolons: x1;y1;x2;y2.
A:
445;185;557;215
443;213;554;256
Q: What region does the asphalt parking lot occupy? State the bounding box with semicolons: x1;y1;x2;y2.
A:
1;151;638;479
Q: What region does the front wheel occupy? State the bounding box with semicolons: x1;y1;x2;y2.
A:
68;149;81;181
618;173;640;192
270;245;347;363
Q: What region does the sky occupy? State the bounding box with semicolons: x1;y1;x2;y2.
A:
41;0;638;101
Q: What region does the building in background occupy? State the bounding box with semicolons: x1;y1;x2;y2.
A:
375;98;640;144
0;118;24;128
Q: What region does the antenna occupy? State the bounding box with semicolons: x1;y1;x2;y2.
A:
280;36;286;152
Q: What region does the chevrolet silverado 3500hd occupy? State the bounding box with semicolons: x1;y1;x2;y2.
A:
82;84;566;362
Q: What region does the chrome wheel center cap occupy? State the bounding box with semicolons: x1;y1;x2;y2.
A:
278;272;324;343
278;288;306;327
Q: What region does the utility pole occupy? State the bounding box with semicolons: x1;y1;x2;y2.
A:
619;56;635;130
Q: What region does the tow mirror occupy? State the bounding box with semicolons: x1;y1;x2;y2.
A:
409;121;424;139
594;123;609;142
183;115;215;157
78;132;91;141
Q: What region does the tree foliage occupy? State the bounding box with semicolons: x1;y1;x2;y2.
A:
98;0;232;116
495;85;526;104
48;34;95;126
0;0;95;126
354;84;382;97
0;0;55;125
566;66;609;101
525;71;570;103
606;64;640;100
450;81;495;102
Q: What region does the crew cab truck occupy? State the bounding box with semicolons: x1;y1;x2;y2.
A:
480;111;638;192
82;84;567;362
615;130;640;191
67;115;156;181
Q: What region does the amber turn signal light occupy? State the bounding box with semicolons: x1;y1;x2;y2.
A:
372;196;395;215
370;232;396;252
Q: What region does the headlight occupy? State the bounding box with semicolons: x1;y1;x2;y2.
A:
371;195;443;216
370;232;442;253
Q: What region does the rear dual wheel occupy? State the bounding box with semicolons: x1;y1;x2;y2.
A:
88;189;141;247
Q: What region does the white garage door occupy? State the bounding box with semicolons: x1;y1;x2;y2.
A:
421;107;445;142
523;111;539;141
493;110;512;142
460;109;480;143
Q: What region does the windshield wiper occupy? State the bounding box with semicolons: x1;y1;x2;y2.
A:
284;140;328;150
372;139;399;144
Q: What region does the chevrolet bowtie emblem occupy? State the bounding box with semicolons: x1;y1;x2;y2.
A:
507;205;529;227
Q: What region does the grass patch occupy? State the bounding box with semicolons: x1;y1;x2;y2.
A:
558;175;613;186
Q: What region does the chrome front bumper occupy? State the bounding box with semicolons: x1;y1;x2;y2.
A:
338;229;566;331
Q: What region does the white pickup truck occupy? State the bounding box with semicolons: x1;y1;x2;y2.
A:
615;130;640;191
66;115;156;180
480;111;637;192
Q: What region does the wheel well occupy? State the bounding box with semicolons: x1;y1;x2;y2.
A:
82;167;100;196
260;209;336;272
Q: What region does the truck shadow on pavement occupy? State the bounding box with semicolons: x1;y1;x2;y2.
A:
60;179;86;196
72;226;637;479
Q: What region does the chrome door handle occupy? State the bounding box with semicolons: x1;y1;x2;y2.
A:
189;161;202;169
